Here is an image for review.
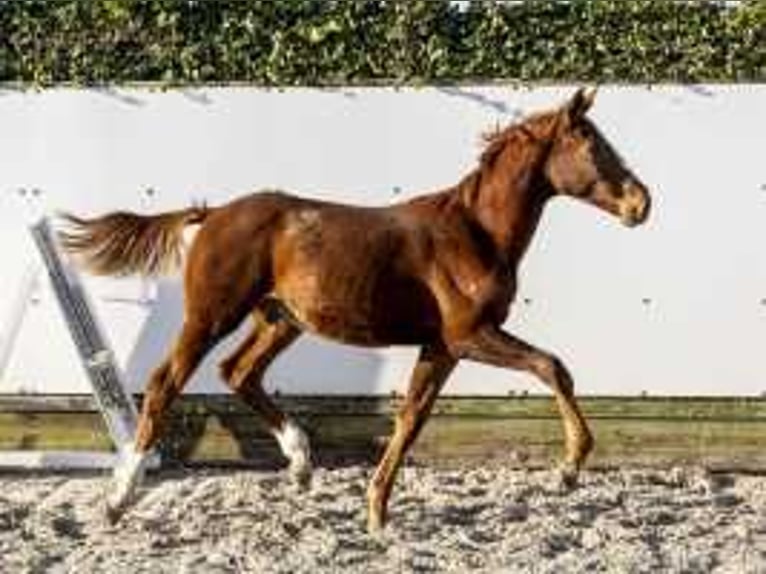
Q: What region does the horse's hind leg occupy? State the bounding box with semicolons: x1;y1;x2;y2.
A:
106;318;231;523
220;311;311;487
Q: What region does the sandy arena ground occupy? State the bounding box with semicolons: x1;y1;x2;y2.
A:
0;465;764;573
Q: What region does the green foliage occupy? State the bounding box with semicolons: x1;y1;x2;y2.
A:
0;0;763;86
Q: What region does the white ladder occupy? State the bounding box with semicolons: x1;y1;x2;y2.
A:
0;216;148;469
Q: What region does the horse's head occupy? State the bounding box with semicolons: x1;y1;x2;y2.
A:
544;88;651;227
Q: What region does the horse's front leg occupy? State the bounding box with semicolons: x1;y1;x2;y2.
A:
367;345;456;532
450;325;593;486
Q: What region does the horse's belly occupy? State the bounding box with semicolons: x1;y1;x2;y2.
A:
295;304;390;346
274;275;440;347
277;297;434;347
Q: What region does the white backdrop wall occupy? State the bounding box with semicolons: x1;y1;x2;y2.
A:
0;85;764;396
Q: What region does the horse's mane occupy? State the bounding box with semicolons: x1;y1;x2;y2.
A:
478;110;557;169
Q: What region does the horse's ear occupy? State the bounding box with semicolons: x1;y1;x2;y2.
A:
564;87;597;123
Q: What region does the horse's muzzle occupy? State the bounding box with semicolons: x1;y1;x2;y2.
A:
620;181;651;227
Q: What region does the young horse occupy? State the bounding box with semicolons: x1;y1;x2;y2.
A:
61;88;650;531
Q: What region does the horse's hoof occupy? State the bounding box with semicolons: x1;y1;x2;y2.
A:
291;464;312;491
366;492;388;534
104;503;125;526
554;464;580;493
367;513;385;534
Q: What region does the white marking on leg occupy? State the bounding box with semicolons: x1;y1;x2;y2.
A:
274;418;312;487
107;442;149;515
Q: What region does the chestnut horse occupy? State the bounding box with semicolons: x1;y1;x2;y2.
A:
61;88;650;531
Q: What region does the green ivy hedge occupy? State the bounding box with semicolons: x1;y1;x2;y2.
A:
0;0;763;86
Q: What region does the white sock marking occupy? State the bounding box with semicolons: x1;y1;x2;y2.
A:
274;418;312;481
108;442;149;511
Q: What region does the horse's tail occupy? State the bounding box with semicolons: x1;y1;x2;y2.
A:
58;205;210;277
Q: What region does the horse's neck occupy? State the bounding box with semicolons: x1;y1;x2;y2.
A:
458;144;551;263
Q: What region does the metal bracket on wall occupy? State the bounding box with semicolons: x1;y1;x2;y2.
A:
0;216;156;470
